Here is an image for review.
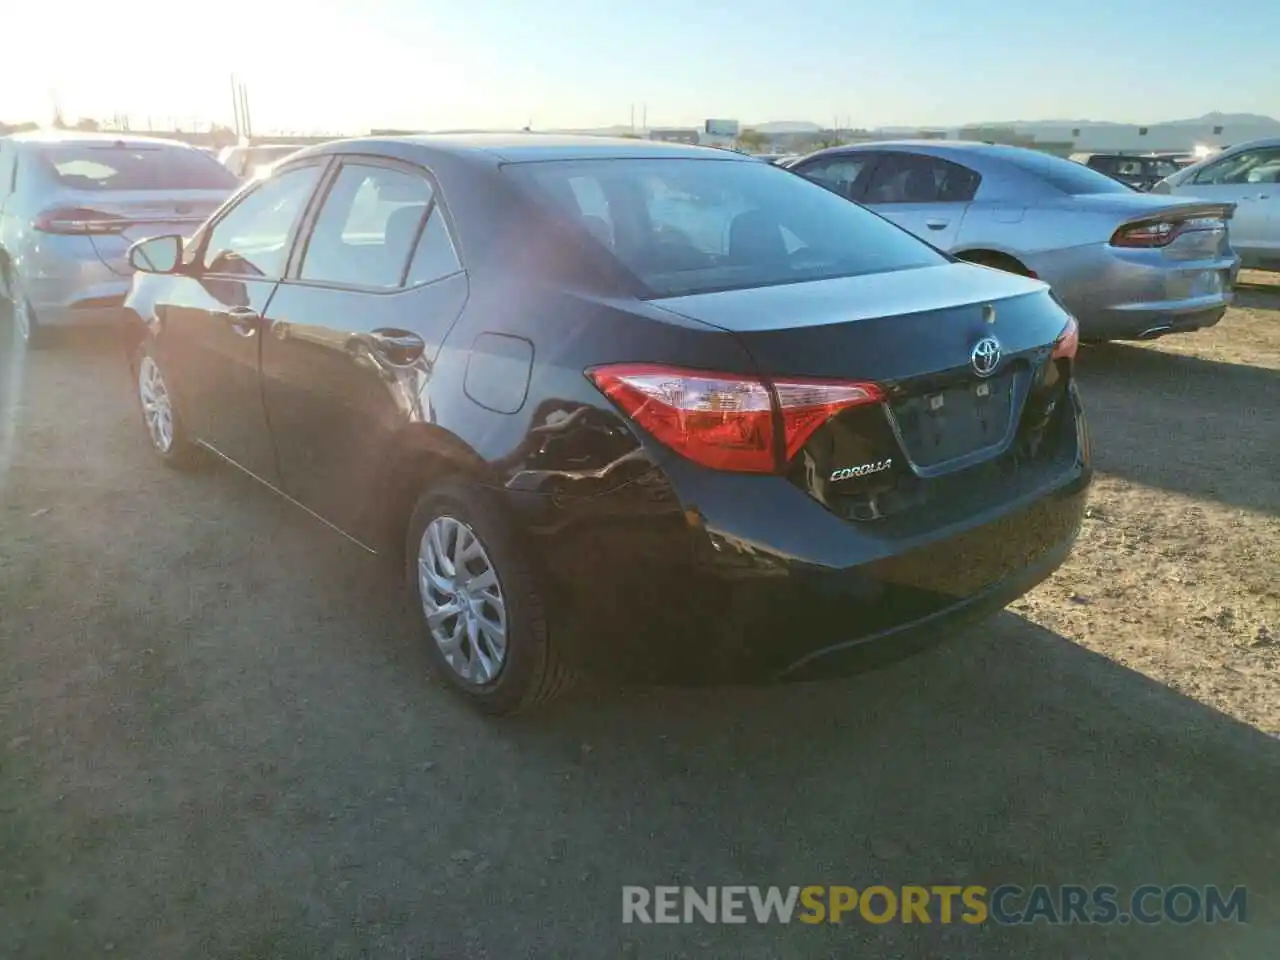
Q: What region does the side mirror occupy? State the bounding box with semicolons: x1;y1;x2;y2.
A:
128;235;184;275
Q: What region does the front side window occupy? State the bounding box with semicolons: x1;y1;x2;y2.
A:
507;157;946;298
1194;148;1280;185
299;163;446;289
36;143;240;191
796;156;870;200
201;164;323;278
863;154;981;204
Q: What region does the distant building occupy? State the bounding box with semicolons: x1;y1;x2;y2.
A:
648;128;700;145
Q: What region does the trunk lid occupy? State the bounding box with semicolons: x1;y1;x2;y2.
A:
1072;194;1236;261
67;189;231;275
654;262;1078;524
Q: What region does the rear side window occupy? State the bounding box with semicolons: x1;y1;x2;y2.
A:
989;146;1134;194
37;143;240;191
862;154;980;203
299;162;460;289
506;157;946;298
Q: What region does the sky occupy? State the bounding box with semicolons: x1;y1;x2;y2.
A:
3;0;1278;134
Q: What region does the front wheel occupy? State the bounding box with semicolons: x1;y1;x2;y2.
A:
133;341;200;469
407;479;574;714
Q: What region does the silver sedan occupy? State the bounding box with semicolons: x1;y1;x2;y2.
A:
1150;137;1280;271
789;141;1240;342
0;131;238;347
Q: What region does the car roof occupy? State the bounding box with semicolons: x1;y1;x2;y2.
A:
6;129;197;150
1216;136;1280;151
294;133;747;166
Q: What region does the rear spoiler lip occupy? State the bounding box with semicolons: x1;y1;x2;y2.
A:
1117;201;1237;226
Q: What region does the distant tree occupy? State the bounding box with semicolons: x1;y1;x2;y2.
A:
75;117;100;132
735;128;769;153
209;123;236;148
619;132;642;139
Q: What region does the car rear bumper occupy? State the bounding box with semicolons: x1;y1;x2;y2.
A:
18;236;130;327
1031;242;1239;342
510;399;1091;681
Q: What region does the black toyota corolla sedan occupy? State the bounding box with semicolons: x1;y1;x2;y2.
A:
122;134;1090;714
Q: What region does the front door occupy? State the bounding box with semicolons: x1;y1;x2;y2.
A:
261;158;469;542
160;162;326;483
858;151;980;253
1176;145;1280;263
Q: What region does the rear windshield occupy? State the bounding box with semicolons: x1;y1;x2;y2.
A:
990;147;1137;195
37;143;240;191
505;157;947;297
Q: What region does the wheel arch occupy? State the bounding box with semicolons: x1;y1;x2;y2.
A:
0;245;12;300
953;248;1035;276
372;422;494;562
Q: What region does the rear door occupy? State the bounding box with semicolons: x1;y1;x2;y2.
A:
261;157;469;541
159;161;328;482
857;152;980;252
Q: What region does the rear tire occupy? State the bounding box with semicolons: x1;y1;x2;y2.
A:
407;478;574;715
7;275;50;349
133;340;201;469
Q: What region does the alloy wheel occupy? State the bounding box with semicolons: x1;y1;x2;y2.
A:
138;355;175;453
417;515;509;685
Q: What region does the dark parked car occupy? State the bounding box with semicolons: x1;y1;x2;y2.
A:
122;135;1091;714
1069;153;1183;191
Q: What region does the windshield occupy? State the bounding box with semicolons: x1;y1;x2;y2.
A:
990;146;1137;195
506;157;946;297
38;143;240;191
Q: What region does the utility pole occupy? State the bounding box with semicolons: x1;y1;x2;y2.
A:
630;103;635;131
239;82;252;141
50;89;66;128
642;104;647;129
231;74;242;138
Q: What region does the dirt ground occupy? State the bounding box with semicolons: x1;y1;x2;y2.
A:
1017;272;1280;734
1;285;1277;958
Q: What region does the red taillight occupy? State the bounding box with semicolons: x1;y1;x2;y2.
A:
1052;315;1079;361
586;363;883;473
1110;219;1182;248
32;207;127;235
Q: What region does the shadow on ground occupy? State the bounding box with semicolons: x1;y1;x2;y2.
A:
1077;342;1278;515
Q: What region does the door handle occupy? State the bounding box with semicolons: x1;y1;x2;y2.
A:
925;219;949;230
369;328;425;366
220;306;260;337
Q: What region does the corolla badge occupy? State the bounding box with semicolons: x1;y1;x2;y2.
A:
830;458;892;482
970;336;1002;378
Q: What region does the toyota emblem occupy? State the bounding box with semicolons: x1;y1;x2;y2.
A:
970;336;1002;378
